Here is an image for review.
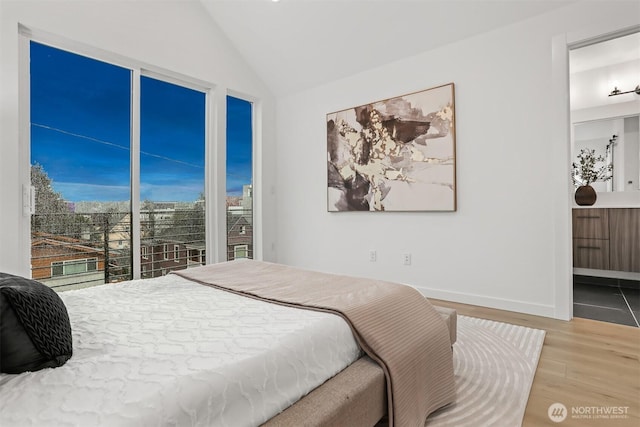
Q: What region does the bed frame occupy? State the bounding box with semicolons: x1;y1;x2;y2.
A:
264;306;457;427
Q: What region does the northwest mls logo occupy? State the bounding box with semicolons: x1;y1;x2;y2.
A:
548;403;629;422
548;403;568;423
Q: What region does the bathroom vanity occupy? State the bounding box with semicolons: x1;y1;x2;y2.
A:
572;207;640;273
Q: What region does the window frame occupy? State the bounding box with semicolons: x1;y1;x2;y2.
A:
51;257;98;277
19;26;261;278
234;244;248;259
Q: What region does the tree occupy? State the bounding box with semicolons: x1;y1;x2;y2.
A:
141;200;157;240
30;163;87;238
31;163;68;215
159;195;205;245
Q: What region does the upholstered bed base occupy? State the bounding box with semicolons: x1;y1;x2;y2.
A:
263;305;457;427
434;306;457;346
263;356;386;427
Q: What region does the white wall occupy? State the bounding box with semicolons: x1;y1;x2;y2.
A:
274;1;640;319
0;0;278;276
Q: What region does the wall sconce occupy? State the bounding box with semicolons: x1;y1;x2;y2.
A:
609;85;640;96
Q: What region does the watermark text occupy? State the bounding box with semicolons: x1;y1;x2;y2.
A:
548;403;629;423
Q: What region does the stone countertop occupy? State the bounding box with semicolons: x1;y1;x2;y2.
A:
573;204;640;208
571;191;640;209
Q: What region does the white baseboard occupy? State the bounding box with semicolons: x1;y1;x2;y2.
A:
413;286;558;319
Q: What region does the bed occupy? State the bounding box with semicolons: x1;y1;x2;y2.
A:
0;259;455;427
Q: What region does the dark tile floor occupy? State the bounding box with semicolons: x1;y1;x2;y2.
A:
573;276;640;327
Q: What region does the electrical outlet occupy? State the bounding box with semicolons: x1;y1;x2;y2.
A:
403;253;411;265
369;250;377;262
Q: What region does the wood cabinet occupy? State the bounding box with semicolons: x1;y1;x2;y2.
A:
573;238;610;270
609;209;640;273
572;208;640;273
572;209;610;270
572;209;609;239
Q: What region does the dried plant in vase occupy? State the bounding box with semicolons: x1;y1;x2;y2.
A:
571;148;612;206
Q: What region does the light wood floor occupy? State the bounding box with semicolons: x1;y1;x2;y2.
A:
430;299;640;427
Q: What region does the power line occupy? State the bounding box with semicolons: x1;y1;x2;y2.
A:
32;122;203;169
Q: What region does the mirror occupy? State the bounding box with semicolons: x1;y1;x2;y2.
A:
573;115;640;192
570;31;640;193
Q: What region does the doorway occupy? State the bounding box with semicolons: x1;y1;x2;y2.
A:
568;31;640;327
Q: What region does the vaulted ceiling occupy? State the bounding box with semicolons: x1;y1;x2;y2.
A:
201;0;576;96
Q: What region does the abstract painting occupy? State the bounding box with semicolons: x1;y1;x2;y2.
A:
327;83;456;212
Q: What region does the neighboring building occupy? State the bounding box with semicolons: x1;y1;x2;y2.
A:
185;242;206;268
227;213;252;260
227;184;253;261
140;239;198;278
31;232;105;290
107;212;131;251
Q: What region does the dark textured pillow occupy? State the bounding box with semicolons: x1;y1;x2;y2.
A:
0;274;73;374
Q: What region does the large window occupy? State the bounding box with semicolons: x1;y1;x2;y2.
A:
226;96;253;261
233;245;248;259
52;258;97;277
140;76;206;277
29;41;207;290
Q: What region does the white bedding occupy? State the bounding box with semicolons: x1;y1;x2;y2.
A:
0;274;361;427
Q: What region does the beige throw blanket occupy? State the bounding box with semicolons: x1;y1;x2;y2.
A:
174;259;455;427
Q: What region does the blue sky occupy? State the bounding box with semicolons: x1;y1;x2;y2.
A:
30;41;252;202
226;96;253;196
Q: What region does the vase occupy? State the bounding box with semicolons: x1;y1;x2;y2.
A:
575;185;597;206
